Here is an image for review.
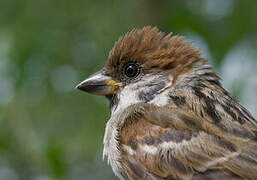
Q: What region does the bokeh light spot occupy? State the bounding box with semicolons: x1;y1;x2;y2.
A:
51;65;78;93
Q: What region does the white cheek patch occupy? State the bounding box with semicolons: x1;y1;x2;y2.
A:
113;74;173;113
149;75;173;106
150;88;171;107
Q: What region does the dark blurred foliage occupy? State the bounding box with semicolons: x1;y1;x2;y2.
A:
0;0;256;179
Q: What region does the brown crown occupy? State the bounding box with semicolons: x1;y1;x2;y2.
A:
105;26;207;79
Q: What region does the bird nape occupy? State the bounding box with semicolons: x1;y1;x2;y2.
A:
76;26;257;180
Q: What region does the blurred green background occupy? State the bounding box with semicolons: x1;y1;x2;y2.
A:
0;0;257;179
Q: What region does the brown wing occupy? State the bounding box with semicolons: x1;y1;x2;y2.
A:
119;103;257;180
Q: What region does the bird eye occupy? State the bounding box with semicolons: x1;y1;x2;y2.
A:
123;63;140;78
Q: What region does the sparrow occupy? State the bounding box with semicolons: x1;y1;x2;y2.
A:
76;26;257;180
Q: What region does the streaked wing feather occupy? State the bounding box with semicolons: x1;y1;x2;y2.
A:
119;104;257;180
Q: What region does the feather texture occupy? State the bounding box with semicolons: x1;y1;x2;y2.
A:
119;102;257;179
104;27;257;179
78;26;257;180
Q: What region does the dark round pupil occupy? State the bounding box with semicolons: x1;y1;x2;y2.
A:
125;64;138;78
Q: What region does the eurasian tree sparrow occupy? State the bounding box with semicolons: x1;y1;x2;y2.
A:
76;26;257;180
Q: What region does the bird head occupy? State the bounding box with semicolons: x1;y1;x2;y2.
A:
76;26;208;111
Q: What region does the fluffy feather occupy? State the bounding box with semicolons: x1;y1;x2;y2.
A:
80;26;257;180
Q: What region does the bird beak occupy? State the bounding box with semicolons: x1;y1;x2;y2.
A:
76;70;121;95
